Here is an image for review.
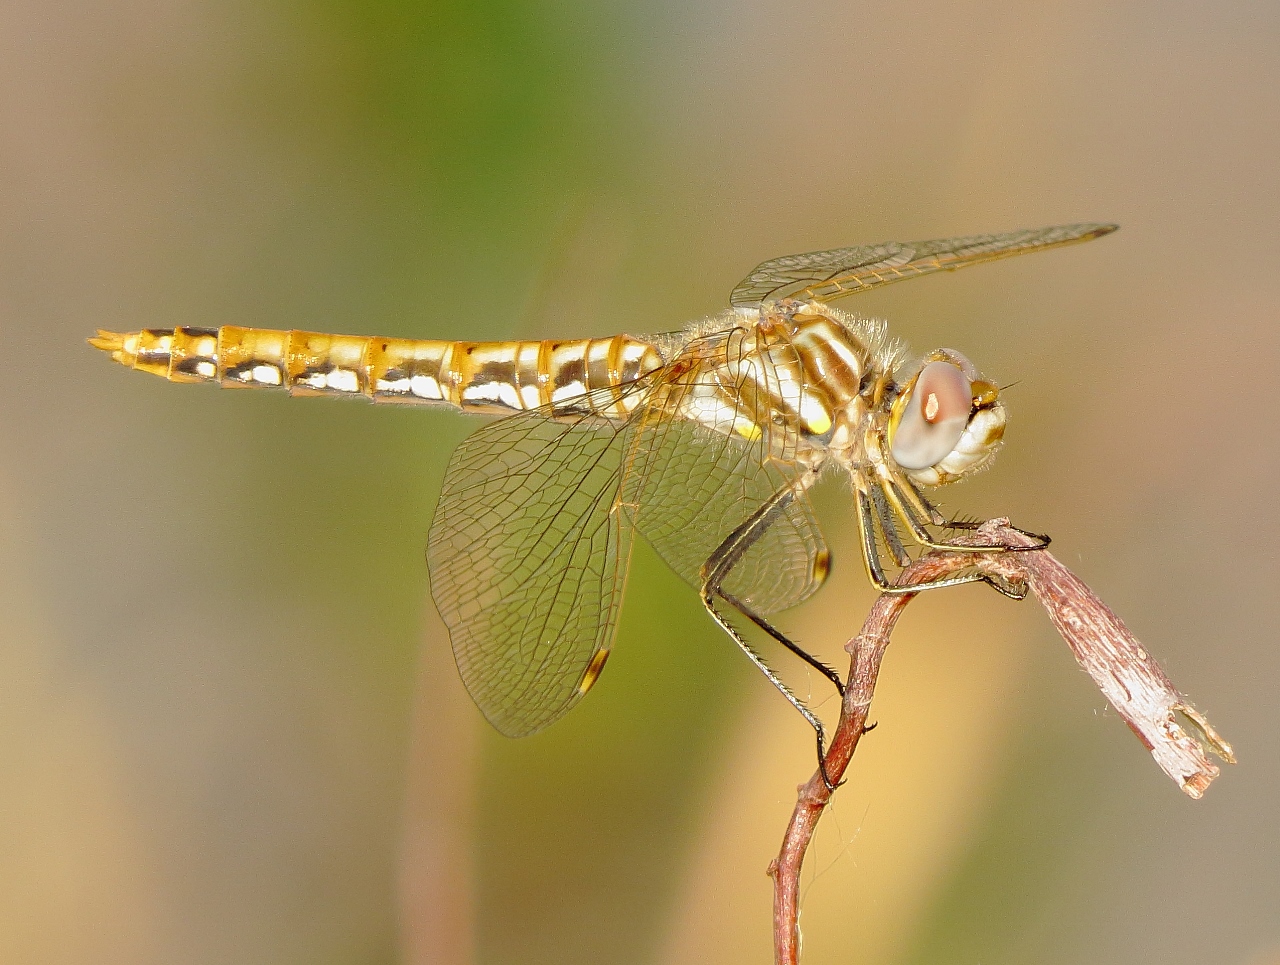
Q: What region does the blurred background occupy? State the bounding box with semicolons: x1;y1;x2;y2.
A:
1;0;1277;963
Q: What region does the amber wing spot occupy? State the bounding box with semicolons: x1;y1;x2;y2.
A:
577;648;611;695
812;549;832;587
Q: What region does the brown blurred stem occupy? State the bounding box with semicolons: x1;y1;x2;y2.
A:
766;519;1234;965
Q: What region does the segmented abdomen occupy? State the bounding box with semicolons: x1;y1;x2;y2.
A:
93;326;663;418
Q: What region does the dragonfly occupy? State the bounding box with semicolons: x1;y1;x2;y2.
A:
92;222;1116;774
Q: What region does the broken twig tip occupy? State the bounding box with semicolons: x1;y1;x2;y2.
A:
1175;702;1237;765
972;522;1234;798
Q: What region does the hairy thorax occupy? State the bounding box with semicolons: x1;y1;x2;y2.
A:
670;300;904;475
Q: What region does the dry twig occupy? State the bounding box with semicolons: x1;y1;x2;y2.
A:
766;519;1234;965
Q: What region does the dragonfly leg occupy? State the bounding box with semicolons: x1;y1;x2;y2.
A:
875;483;1029;600
876;466;1049;558
701;479;842;696
902;477;951;527
700;589;841;790
855;486;995;595
698;479;842;790
911;473;1059;547
939;513;1053;552
904;477;1055;550
718;589;844;697
870;482;912;567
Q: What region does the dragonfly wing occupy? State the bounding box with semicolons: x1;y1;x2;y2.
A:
427;381;653;738
729;223;1117;307
622;333;829;616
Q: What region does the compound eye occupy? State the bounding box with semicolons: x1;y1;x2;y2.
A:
890;361;972;470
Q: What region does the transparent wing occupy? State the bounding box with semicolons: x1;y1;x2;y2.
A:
729;223;1117;307
622;330;829;616
427;381;653;738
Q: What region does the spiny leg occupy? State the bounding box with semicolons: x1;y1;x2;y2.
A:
700;589;838;789
867;481;1028;600
875;466;991;552
698;478;842;788
870;482;911;567
855;486;993;595
937;516;1053;551
902;476;1052;550
701;481;842;696
876;465;1045;562
902;476;952;527
719;589;844;697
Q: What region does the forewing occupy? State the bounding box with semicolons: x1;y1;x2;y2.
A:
729;223;1117;307
622;331;828;615
427;382;651;737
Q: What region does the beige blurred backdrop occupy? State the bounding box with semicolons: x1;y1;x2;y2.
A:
1;1;1277;964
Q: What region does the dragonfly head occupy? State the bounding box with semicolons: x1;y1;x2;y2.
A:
885;349;1006;485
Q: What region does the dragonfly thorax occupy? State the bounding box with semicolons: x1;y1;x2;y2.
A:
714;300;1009;488
671;301;895;471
